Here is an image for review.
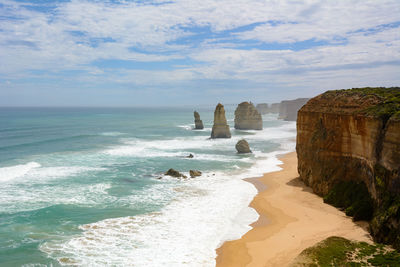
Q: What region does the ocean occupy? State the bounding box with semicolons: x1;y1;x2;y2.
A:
0;106;296;266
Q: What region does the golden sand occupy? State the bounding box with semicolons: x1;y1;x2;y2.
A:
216;152;372;267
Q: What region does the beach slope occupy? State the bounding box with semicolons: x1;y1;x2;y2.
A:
216;152;372;267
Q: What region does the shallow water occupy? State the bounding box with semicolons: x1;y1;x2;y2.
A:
0;107;295;266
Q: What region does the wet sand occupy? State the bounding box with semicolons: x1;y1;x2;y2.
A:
216;152;371;267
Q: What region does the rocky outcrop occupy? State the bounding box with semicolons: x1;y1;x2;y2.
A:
194;111;204;129
296;87;400;249
234;102;262;130
211;103;231;138
279;98;309;121
256;103;280;114
189;170;202;178
165;168;187;179
236;139;251;153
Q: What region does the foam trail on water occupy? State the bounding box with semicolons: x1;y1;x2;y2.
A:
41;120;297;266
0;162;41;182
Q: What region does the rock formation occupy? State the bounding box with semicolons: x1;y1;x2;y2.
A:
269;103;280;113
235;139;251;153
256;103;269;114
256;103;280;114
189;170;202;178
296;87;400;249
278;98;309;121
165;168;187;179
211;103;231;138
193;111;204;130
234;102;262;130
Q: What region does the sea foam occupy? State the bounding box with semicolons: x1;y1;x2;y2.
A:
0;162;41;182
41;120;297;266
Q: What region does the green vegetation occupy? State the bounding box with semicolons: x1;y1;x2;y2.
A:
328;87;400;120
324;181;373;221
293;236;400;266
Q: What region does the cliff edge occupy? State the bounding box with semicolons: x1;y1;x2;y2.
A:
296;87;400;249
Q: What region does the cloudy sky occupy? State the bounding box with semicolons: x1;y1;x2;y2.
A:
0;0;399;107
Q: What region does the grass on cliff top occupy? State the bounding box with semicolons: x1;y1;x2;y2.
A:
292;236;400;267
327;87;400;120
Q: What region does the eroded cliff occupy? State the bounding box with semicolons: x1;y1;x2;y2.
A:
296;87;400;249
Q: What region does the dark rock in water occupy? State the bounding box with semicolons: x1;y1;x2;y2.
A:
189;170;202;178
234;102;262;130
235;139;252;153
165;168;187;179
186;153;194;158
194;111;204;129
211;103;231;138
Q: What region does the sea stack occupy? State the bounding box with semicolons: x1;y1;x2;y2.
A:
193;111;204;129
235;139;251;153
234;102;262;130
211;103;231;138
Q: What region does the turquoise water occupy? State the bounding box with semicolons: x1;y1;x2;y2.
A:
0;107;296;266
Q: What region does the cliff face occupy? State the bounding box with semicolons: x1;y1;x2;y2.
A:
211;103;231;138
193;111;204;129
279;98;309;121
296;87;400;249
234;102;262;130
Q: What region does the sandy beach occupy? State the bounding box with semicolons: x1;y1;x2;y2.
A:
216;152;372;267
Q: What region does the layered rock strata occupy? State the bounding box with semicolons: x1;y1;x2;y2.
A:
234;102;262;130
211;103;231;138
296;87;400;249
193;111;204;129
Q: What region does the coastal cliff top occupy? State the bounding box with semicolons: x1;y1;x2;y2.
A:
300;87;400;120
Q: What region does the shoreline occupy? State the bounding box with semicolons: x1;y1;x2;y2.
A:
216;152;372;266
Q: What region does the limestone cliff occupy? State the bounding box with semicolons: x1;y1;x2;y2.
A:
193;111;204;129
211;103;231;138
234;102;262;130
279;98;309;121
296;87;400;249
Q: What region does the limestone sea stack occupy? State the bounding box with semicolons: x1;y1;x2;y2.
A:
193;111;204;129
234;102;262;130
235;139;251;153
211;103;231;138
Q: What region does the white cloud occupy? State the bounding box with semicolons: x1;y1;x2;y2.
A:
0;0;399;104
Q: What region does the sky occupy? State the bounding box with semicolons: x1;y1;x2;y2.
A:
0;0;399;107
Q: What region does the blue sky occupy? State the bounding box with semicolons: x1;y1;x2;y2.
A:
0;0;399;107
